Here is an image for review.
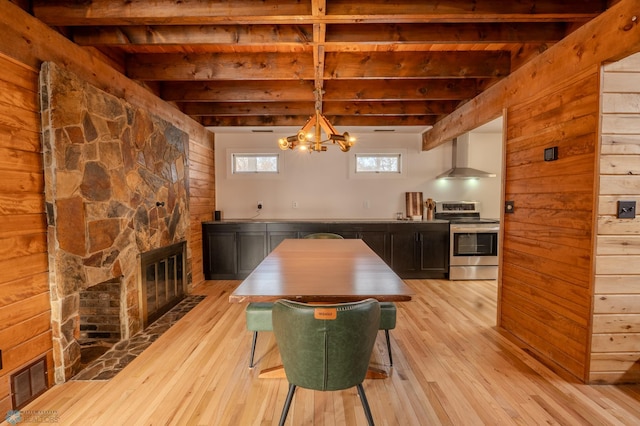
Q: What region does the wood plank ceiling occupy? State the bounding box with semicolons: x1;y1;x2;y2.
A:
30;1;614;130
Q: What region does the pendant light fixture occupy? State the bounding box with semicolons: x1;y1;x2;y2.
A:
277;110;355;153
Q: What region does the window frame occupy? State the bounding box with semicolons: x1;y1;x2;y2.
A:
348;150;406;179
231;153;280;174
354;153;403;174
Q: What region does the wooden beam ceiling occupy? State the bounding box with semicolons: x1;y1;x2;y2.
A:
31;0;610;132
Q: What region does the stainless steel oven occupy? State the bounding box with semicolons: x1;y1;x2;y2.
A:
435;201;500;280
449;222;499;280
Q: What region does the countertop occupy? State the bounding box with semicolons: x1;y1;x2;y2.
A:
202;218;450;224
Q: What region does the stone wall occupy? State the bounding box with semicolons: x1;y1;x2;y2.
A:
40;62;190;382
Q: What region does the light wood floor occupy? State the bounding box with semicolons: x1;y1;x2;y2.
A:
9;279;640;425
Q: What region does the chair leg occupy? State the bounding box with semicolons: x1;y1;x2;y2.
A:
357;383;375;426
384;330;393;367
279;384;297;426
249;331;258;368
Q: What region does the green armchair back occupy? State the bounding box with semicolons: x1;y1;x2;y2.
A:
302;232;344;239
272;298;380;425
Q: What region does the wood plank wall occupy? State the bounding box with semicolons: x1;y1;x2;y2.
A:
188;132;215;287
591;52;640;383
0;53;53;413
501;66;600;382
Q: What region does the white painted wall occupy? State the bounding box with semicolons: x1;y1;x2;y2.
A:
214;129;503;220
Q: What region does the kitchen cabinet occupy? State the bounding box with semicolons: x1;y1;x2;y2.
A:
417;227;450;277
267;223;328;251
203;223;267;279
357;229;390;264
389;223;449;278
202;220;448;279
390;229;417;274
325;223;360;240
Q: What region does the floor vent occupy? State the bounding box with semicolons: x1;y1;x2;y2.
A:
11;357;48;409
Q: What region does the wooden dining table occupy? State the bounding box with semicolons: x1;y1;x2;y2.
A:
230;238;413;379
229;238;414;304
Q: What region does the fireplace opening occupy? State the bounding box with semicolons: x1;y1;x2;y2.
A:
140;241;187;327
79;278;122;368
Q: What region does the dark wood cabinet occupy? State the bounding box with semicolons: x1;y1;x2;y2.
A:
390;229;418;275
203;227;236;279
237;231;267;277
358;230;390;264
203;221;449;279
267;223;327;251
267;230;297;252
418;228;449;276
389;223;450;278
203;223;267;279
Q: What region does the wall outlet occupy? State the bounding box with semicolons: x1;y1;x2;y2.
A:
257;201;263;210
363;200;371;209
292;201;298;209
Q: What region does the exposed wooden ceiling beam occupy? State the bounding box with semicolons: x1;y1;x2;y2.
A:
127;53;315;81
180;102;316;117
199;114;436;127
71;22;570;47
179;100;456;117
72;25;314;46
322;100;459;115
160;79;478;102
128;51;509;81
325;22;571;43
33;0;604;26
161;80;316;102
324;51;510;78
323;79;479;100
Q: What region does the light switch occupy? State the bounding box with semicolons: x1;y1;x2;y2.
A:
544;146;558;161
505;201;515;214
617;201;636;219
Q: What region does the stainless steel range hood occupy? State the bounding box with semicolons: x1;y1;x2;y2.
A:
436;135;496;179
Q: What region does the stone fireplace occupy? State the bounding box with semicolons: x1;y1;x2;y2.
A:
40;62;191;383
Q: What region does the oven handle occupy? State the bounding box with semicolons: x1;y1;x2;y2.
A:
450;225;500;233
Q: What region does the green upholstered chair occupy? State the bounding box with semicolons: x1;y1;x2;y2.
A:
272;298;380;426
379;302;397;366
245;302;274;368
303;232;344;239
246;301;397;368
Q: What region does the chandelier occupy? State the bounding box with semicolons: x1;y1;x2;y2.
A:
278;110;355;153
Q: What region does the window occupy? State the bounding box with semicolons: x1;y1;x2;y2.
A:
355;153;402;173
232;154;279;174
